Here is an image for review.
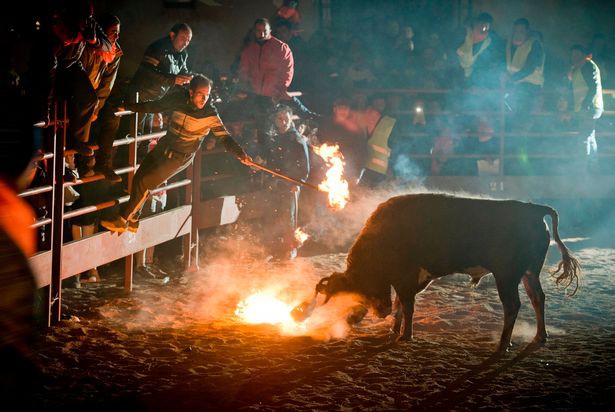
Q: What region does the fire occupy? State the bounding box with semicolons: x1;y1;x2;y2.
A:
312;143;349;209
235;291;296;325
294;227;309;246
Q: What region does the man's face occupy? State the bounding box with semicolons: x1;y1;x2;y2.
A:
512;25;527;45
571;49;585;66
254;23;271;43
472;22;490;42
190;84;211;109
105;23;120;45
170;28;192;52
274;111;293;133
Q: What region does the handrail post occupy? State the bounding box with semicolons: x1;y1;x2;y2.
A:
186;147;202;272
49;101;66;325
124;92;139;292
499;85;506;177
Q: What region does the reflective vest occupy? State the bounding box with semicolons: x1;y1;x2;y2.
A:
506;38;544;86
365;115;396;175
571;59;603;112
457;29;492;78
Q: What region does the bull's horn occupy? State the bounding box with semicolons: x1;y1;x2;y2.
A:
315;277;330;294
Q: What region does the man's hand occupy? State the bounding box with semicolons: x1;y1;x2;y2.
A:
82;16;97;44
175;74;193;86
239;153;253;166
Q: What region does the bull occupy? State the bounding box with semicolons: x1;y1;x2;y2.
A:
314;193;580;352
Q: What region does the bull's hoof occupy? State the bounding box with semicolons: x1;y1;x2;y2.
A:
532;335;547;346
496;342;513;355
396;334;414;343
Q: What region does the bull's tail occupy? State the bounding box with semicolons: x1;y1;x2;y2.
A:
542;206;581;296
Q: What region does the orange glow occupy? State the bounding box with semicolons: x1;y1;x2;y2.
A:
294;227;309;246
235;291;297;326
312;143;349;209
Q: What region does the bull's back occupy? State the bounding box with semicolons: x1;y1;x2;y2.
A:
347;194;551;274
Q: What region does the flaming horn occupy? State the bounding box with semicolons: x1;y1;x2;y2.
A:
289;276;331;322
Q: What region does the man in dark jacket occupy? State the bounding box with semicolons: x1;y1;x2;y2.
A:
100;75;251;233
256;104;310;260
95;23;194;182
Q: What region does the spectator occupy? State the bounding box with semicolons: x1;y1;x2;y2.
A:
80;14;123;183
70;156;108;285
25;0;111;157
257;105;310;260
456;12;505;91
238;17;294;127
569;44;603;171
503;18;545;138
500;19;545;174
95;22;194;181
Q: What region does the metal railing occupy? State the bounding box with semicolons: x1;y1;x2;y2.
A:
25;98;199;326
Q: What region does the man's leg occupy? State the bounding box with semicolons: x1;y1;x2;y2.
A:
94;92;124;182
101;145;191;232
65;69;98;156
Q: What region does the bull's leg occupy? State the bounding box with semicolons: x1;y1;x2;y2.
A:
395;290;417;341
391;294;402;334
495;275;522;353
522;271;547;345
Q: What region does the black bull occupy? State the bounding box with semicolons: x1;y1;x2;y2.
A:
315;194;580;352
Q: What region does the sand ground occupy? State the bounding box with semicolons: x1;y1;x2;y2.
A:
28;231;615;411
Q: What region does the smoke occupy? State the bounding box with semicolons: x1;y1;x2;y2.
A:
391;154;427;184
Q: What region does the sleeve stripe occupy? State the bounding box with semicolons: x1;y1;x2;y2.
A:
143;56;160;66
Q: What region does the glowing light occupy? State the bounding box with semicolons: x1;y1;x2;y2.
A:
312;143;350;209
235;291;296;325
294;227;309;246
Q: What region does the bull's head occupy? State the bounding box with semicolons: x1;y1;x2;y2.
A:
316;272;392;318
315;272;352;303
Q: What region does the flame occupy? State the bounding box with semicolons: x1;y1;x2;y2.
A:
312;143;350;209
235;291;297;325
294;227;309;246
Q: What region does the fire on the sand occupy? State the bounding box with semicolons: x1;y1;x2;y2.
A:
312;143;349;210
234;290;308;334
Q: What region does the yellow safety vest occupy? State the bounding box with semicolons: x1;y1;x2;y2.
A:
457;29;492;78
506;38;544;86
365;115;396;175
571;59;603;112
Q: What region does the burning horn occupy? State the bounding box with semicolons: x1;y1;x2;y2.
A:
315;276;330;294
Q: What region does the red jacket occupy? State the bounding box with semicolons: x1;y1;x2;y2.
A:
239;36;294;99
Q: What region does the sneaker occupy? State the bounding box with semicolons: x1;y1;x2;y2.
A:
147;262;168;277
100;215;128;233
135;265;157;279
96;165;122;183
126;219;139;233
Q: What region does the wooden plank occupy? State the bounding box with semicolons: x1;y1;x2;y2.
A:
421;176;615;199
29;205;192;288
196;191;270;228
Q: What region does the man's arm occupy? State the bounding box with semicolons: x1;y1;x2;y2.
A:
510;40;544;82
95;50;122;115
276;42;294;98
124;91;183;114
138;42;178;90
581;62;600;109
